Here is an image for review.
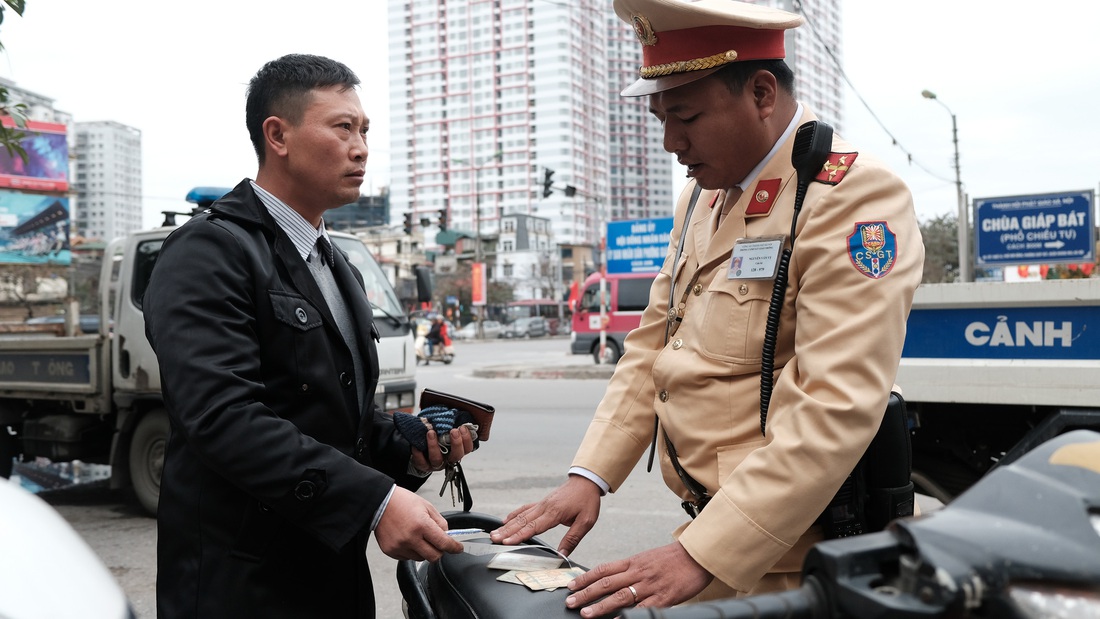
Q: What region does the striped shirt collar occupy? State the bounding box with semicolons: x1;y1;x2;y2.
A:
250;180;330;262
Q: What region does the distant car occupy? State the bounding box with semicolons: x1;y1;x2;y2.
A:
502;317;548;338
452;320;503;340
25;314;101;334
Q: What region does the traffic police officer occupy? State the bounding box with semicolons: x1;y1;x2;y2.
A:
492;0;924;617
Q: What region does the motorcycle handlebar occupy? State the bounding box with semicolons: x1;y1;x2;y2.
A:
621;577;828;619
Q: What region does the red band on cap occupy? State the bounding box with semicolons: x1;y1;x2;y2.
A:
643;25;786;69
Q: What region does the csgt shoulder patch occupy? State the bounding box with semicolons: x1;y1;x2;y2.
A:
847;221;897;279
816;152;858;185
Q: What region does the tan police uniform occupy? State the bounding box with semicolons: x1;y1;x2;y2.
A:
570;0;925;601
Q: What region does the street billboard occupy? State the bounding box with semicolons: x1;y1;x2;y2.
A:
0;189;71;265
974;190;1095;267
0;118;69;192
605;217;674;274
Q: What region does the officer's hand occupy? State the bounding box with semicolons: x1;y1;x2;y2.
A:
374;486;463;561
489;474;601;556
564;542;713;617
409;426;475;473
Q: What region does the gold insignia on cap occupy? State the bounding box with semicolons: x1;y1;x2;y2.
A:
632;14;658;46
640;50;738;79
755;190;769;203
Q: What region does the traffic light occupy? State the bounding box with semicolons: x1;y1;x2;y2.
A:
542;168;555;198
438;208;448;231
403;212;414;235
564;185;576;198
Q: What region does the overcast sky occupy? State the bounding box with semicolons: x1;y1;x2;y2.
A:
2;0;1098;229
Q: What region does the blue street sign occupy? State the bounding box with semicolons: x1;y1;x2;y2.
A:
974;190;1095;266
605;217;674;274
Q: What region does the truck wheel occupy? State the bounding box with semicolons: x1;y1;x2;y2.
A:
0;426;16;479
593;341;622;365
129;409;168;516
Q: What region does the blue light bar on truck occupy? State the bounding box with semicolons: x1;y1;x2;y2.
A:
185;187;233;208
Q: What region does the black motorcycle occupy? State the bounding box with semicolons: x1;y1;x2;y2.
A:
399;430;1100;619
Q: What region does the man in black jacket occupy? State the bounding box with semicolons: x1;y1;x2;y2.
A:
144;54;473;619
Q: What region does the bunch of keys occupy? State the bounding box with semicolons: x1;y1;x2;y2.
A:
438;461;467;507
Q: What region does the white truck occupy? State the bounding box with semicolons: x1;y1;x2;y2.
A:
0;211;429;515
898;277;1100;502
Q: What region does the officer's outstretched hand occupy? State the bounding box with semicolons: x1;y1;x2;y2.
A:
565;542;713;617
374;487;462;561
490;474;601;556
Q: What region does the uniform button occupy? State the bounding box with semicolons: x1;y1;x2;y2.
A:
301;383;309;392
671;338;683;350
355;438;365;457
294;481;316;501
739;284;749;295
658;389;669;402
692;284;703;296
295;307;308;323
339;372;353;388
666;307;678;322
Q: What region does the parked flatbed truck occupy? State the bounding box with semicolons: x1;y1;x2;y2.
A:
0;205;429;515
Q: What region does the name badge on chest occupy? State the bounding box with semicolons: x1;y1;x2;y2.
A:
728;235;786;280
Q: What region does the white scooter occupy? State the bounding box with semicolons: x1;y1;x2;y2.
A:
415;334;454;365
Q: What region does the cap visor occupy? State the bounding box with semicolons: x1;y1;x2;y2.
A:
620;67;721;97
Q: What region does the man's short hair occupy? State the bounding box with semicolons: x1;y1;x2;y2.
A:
245;54;361;164
714;59;796;98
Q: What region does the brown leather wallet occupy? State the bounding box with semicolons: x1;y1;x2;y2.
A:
419;388;495;441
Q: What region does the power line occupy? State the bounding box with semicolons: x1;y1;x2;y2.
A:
794;0;957;187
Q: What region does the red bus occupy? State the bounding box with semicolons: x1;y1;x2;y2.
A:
569;271;656;363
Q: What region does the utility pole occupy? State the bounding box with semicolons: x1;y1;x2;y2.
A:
923;89;969;282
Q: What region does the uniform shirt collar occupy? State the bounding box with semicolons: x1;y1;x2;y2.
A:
250;180;330;262
735;102;803;191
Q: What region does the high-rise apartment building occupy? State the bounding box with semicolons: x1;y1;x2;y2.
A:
387;0;841;262
606;13;676;222
763;0;844;131
388;0;675;254
72;121;142;242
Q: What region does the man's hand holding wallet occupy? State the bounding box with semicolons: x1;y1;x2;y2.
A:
395;388;496;509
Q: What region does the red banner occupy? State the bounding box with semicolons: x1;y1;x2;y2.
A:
471;262;487;306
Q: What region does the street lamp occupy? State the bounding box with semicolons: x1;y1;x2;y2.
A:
922;89;970;282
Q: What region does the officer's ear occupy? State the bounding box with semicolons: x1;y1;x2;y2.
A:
749;70;778;118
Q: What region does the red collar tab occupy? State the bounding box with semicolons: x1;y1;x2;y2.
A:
745;178;781;216
815;152;858;185
707;191;722;209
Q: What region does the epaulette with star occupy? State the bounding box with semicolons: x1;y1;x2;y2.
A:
815;152;858;185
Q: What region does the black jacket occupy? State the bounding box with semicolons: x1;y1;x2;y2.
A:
144;180;424;618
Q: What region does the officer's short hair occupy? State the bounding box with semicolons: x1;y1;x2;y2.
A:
714;60;796;98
